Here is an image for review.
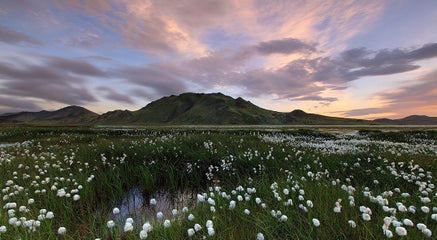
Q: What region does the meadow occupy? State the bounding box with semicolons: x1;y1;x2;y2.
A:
0;127;436;239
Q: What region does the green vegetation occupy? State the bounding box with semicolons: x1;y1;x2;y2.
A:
1;92;374;125
0;127;436;239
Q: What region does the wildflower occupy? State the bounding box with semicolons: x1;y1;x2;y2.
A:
113;207;120;215
172;209;178;216
395;226;407;236
257;232;265;240
139;230;148;239
73;194;80;201
417;223;426;231
312;218;320;227
384;229;393;238
207;198;215;205
143;222;153;232
187;228;195;237
46;211;54;219
28;198;35;205
229;200;236;210
58;227;67;235
124;222;133;232
421;206;430;213
206;220;213;228
163;219;171;228
207;227;215;236
107;220;115;228
197;194;205;202
403;219;413;227
280;215;288;222
0;225;6;233
348;220;356;228
362;213;371;221
422;228;432;237
194;223;202;232
188;214;195;221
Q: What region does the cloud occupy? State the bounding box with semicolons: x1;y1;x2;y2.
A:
340;108;387;117
0;96;41;112
44;56;107;77
256;38;317;55
116;63;188;97
96;86;134;104
0;24;41;45
342;69;437;118
0;56;104;105
380;70;437;108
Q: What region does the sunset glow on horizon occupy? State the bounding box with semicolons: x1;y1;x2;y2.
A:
0;0;436;119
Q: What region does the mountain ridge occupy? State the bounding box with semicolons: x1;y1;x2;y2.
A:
0;92;435;125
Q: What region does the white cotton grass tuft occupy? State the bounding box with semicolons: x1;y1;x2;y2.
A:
139;230;148;239
163;219;171;228
395;226;407;236
57;227;66;235
187;228;195;237
257;232;265;240
229;200;236;210
143;221;153;232
124;222;133;232
207;227;215;236
112;207;120;215
149;198;157;205
402;219;413;227
0;225;6;233
194;223;202;232
188;213;195;221
107;220;115;228
422;228;432;237
348;220;356;228
312;218;320;227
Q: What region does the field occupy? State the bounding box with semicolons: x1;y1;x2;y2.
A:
0;127;436;239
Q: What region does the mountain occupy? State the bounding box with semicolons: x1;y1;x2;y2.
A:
95;92;372;125
8;92;436;126
0;106;98;125
374;115;437;125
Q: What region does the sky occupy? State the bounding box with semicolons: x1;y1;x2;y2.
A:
0;0;436;119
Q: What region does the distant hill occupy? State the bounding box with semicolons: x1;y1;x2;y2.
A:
374;115;437;125
0;106;98;125
95;92;371;125
6;92;435;126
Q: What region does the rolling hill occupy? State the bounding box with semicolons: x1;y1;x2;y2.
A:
95;92;371;125
0;106;98;125
2;92;434;126
374;115;437;125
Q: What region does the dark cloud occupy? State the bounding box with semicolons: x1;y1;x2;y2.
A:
256;38;316;55
116;63;188;97
340;108;387;117
0;96;41;112
0;24;41;45
380;70;437;107
0;56;104;105
287;95;337;102
44;56;107;77
342;69;437;118
96;86;134;104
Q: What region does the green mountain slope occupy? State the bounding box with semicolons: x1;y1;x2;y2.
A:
374;115;437;125
96;92;372;125
0;106;98;125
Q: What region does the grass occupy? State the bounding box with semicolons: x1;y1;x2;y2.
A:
0;127;436;239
